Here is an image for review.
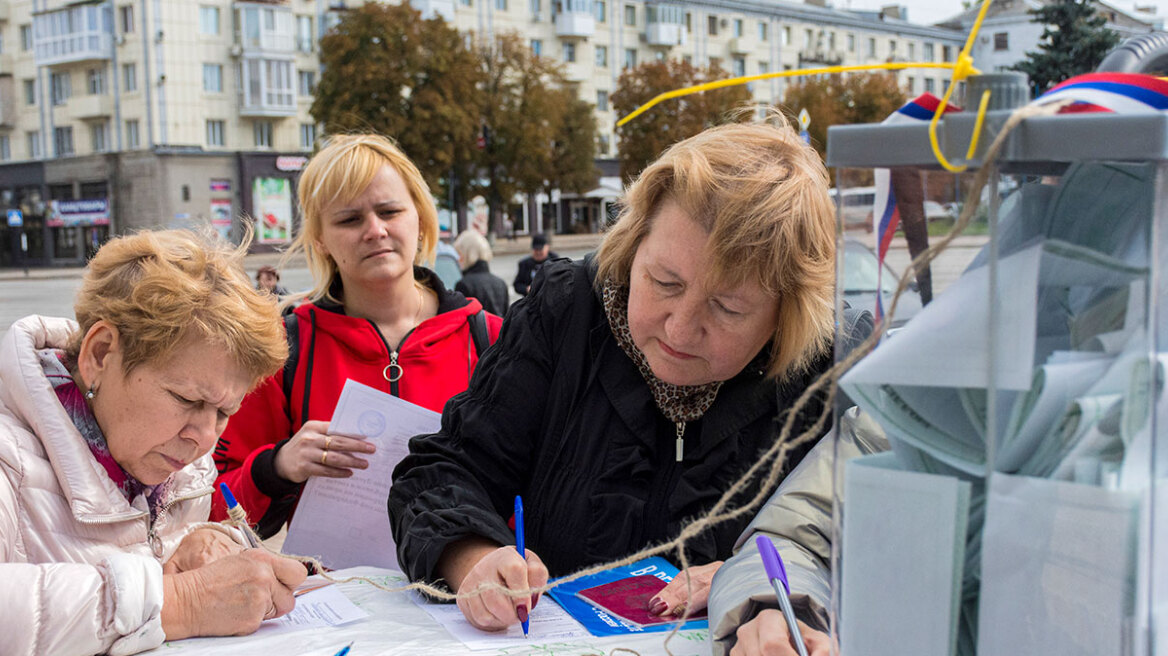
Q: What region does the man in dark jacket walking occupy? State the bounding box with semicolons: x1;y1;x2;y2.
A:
454;230;510;317
513;233;558;296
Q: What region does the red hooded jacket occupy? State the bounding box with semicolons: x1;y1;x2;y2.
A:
210;269;502;533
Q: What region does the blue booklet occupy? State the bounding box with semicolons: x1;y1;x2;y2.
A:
546;556;710;636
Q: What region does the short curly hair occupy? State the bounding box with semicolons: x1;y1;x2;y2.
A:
67;229;288;389
596;118;836;381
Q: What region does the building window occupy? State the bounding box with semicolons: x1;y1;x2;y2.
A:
530;0;540;16
908;42;915;59
594;0;606;22
686;12;691;32
758;61;769;74
460;0;471;6
596;90;608;111
782;26;790;46
123;63;137;92
683;54;692;65
994;32;1008;51
206;119;225;146
530;39;542;56
298;70;315;95
803;29;812;49
23;79;35;105
496;0;507;11
27;132;40;158
91;122;109;152
709;56;721;70
20;25;32;51
828;31;836;51
758;21;768;42
297;15;313;52
0;136;9;162
907;77;915;93
624;5;635;26
200;6;220;35
563;42;576;63
119;5;134;33
87;67;106;95
623;48;636;69
924;78;935;94
50;72;71;106
598;134;610;155
54;127;74;157
595;44;607;67
733;18;743;38
300;123;316;149
847;33;855;52
655;50;665;61
733;56;745;77
707;15;717;35
924;42;934;61
889;39;897;54
942;45;952;62
254;121;273;148
126;119;140;148
867;37;876;57
203;64;223;92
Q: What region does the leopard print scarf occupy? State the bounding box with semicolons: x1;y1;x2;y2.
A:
602;279;723;430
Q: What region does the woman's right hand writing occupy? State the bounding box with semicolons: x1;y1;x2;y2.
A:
273;420;376;483
730;610;832;656
441;540;549;632
161;549;307;639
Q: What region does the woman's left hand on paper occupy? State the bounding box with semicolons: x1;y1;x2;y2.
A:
647;560;723;617
455;545;549;632
163;526;245;575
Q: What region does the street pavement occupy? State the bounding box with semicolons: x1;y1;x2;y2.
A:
0;232;985;333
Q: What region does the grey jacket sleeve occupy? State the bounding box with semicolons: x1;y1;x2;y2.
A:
707;407;889;655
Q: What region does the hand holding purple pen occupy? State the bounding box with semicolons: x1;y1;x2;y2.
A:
756;535;810;656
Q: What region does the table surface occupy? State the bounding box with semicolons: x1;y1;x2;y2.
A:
148;567;711;656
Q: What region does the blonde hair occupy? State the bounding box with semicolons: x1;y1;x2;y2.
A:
453;230;493;268
596;118;836;381
68;229;288;389
284;133;439;304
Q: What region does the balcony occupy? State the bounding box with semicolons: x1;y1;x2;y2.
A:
34;4;114;67
555;0;595;38
562;61;589;82
799;48;843;66
412;0;456;21
68;94;113;120
234;3;295;55
0;52;13;76
645;23;685;47
729;35;755;54
238;56;296;117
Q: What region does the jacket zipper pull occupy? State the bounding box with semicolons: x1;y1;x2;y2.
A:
147;518;164;558
384;350;403;382
675;421;685;462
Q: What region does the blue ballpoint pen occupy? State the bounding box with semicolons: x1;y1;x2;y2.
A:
219;482;260;549
330;642;353;656
756;536;809;656
514;495;530;638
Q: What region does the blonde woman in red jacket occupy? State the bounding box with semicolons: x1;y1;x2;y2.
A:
211;135;502;535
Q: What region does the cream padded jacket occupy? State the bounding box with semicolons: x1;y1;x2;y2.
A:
0;315;220;655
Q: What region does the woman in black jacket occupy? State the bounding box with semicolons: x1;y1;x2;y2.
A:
453;230;510;317
389;118;836;641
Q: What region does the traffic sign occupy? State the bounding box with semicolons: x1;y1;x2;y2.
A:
6;209;22;228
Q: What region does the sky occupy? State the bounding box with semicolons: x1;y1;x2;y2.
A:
843;0;1168;27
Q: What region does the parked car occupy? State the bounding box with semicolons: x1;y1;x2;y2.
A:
830;186;875;232
841;237;923;330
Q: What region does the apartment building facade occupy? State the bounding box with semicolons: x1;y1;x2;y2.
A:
0;0;962;266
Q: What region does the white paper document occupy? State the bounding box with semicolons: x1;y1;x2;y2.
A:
411;592;591;651
253;584;369;637
283;379;441;570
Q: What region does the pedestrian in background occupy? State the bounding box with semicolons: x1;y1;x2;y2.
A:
255;265;289;297
512;232;558;296
454;230;510;317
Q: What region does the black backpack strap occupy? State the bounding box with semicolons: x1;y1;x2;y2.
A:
468;309;491;356
281;312;300;404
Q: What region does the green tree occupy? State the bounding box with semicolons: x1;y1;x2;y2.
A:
1013;0;1120;95
783;73;906;165
611;59;752;183
311;3;482;206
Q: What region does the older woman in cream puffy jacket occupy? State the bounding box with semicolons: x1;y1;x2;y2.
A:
0;230;305;656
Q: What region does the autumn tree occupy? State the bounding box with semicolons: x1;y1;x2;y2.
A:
611;59;752;183
1013;0;1120;95
475;33;596;234
782;73;906;165
312;3;482;206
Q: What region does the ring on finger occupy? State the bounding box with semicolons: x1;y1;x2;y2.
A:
324;435;332;450
321;450;328;466
264;604;277;620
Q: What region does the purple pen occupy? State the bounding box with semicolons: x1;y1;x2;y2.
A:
756;535;809;656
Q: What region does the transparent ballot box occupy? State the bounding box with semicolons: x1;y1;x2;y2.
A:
825;106;1167;656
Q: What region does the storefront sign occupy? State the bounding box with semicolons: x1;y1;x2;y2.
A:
253;177;292;244
47;199;110;228
210;179;232;192
210;199;233;240
6;209;22;227
276;156;308;172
